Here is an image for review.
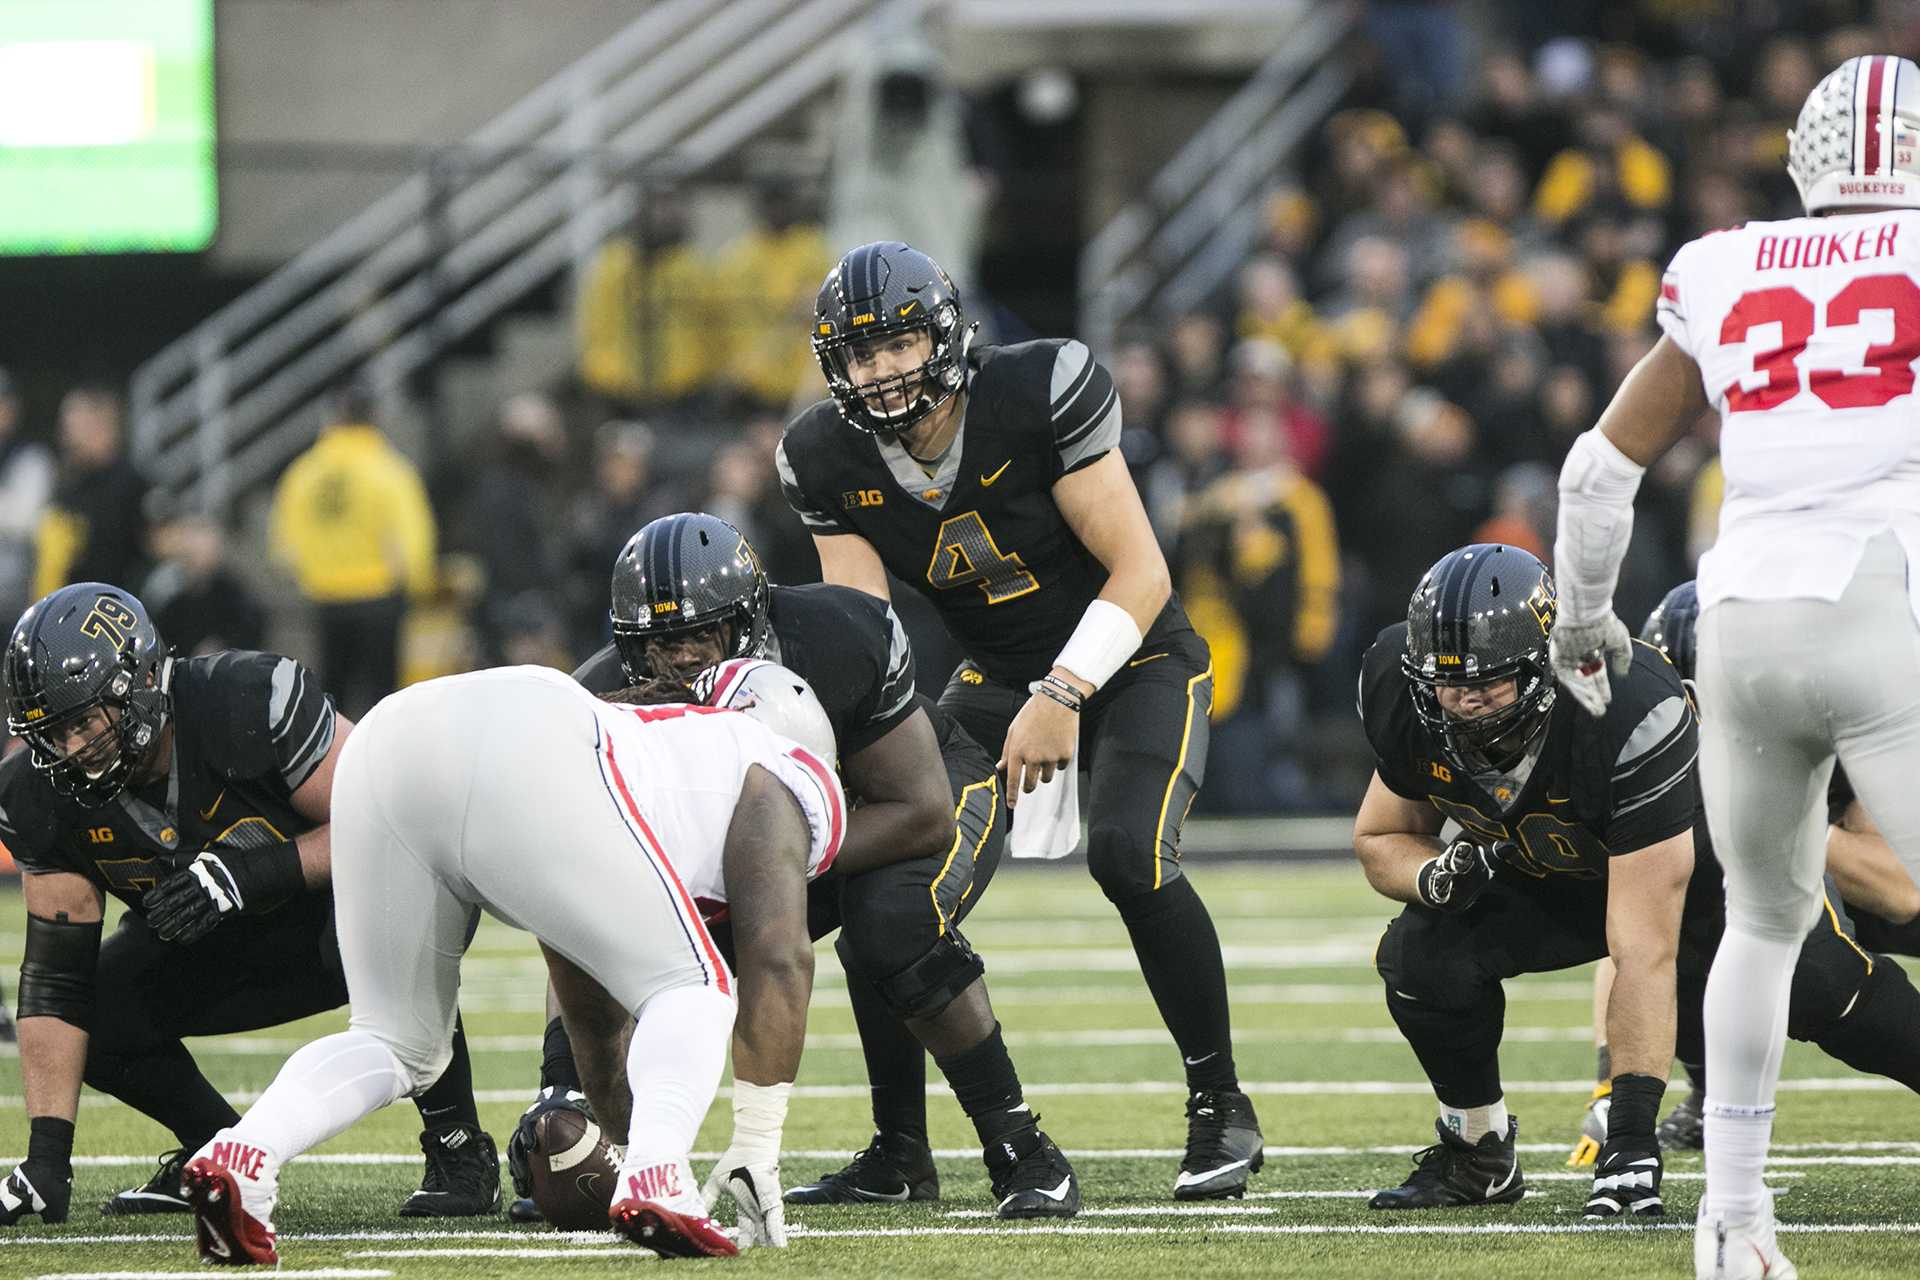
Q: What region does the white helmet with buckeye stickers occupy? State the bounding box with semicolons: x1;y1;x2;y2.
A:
1788;54;1920;213
694;657;838;772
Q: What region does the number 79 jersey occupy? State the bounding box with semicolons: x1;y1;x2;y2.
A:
778;338;1187;685
1658;209;1920;613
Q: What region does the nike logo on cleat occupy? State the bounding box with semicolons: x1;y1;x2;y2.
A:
203;1223;232;1260
846;1185;912;1203
1487;1161;1520;1197
1176;1159;1249;1187
1002;1176;1074;1209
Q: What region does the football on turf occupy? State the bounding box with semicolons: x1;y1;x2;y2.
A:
527;1106;619;1230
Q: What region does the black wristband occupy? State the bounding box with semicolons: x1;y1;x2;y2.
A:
27;1116;74;1167
227;840;307;910
1607;1071;1667;1140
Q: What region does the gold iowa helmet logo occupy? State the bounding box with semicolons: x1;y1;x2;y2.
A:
1525;581;1557;637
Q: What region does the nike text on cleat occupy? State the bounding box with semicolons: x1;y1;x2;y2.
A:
610;1197;739;1258
400;1124;500;1217
100;1148;191;1216
182;1158;278;1267
986;1124;1080;1220
1176;1090;1265;1200
1368;1116;1526;1210
783;1131;939;1206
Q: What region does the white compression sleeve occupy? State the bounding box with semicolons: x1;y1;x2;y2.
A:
228;1029;412;1163
623;983;736;1167
1554;428;1646;623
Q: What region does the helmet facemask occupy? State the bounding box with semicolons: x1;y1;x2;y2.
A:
814;305;973;437
608;514;771;685
1406;664;1556;769
16;664;169;807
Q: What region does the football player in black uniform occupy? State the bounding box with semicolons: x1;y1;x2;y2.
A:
532;513;1078;1220
776;242;1258;1199
0;583;495;1227
1356;545;1708;1218
1566;581;1920;1161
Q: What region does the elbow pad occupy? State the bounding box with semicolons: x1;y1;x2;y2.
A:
17;913;102;1029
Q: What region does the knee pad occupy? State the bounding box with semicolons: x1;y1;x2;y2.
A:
864;930;985;1021
1373;910;1483;1013
1086;822;1164;901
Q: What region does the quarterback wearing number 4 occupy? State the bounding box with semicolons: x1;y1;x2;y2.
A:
777;242;1260;1199
1553;54;1920;1280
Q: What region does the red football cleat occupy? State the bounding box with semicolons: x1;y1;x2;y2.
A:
610;1197;740;1258
182;1158;279;1266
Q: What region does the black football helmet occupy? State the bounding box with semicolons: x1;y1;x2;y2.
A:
609;513;770;682
812;241;976;436
1640;580;1700;683
1403;544;1559;766
5;583;171;807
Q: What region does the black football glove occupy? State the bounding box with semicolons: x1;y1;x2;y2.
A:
143;851;248;944
507;1087;597;1201
1583;1133;1664;1219
0;1158;72;1226
1415;836;1515;913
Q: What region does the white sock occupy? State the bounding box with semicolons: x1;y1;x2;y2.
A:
620;984;735;1214
225;1029;412;1165
1703;926;1798;1219
1438;1098;1508;1144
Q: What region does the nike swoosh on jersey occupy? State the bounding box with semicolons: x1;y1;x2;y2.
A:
981;459;1012;486
1175;1158;1249;1188
199;789;226;821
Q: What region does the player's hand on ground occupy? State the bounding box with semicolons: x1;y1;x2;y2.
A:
143;851;246;943
0;1158;72;1226
1415;837;1515;913
1566;1080;1611;1168
702;1158;786;1248
1549;615;1633;717
1583;1134;1664;1218
999;692;1080;808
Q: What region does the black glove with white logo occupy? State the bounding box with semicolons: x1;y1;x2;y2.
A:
144;842;306;945
1415;837;1516;913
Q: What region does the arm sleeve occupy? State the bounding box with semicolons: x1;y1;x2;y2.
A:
775;434;850;534
1050;340;1123;477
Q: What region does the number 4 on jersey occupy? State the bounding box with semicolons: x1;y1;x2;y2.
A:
1723;272;1920;411
928;511;1039;604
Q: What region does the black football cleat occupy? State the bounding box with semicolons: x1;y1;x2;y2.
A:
1175;1090;1265;1200
986;1124;1079;1220
783;1131;940;1205
1369;1117;1525;1210
399;1125;500;1217
101;1148;191;1216
1658;1085;1706;1150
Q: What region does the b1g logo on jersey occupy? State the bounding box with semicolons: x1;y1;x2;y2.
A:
842;488;885;509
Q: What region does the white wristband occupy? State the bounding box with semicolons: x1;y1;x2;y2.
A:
728;1080;791;1165
1053;599;1144;692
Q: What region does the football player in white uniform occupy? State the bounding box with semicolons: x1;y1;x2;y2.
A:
172;666;844;1265
1551;55;1920;1280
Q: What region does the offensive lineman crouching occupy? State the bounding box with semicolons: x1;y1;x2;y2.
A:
1354;545;1708;1216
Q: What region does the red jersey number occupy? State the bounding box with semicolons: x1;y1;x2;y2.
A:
1722;273;1920;412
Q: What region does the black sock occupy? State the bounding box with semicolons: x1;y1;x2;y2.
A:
540;1015;582;1092
1814;958;1920;1093
415;1014;482;1131
1606;1073;1666;1142
1113;878;1239;1092
84;1041;240;1152
847;972;929;1145
933;1022;1032;1148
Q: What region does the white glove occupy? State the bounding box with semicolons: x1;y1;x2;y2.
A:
702;1080;791;1249
701;1158;785;1248
1549;615;1633;717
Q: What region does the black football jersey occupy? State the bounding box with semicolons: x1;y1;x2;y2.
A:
1360;623;1699;893
575;582;941;762
777;338;1190;685
0;650;336;913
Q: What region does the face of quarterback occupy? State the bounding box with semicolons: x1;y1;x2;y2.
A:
1435;677;1518;723
843;329;933;416
643;624;729;680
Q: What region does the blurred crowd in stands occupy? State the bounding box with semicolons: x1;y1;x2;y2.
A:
6;1;1912;817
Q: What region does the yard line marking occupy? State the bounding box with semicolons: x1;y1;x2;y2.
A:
347;1250;636;1260
36;1273;391;1279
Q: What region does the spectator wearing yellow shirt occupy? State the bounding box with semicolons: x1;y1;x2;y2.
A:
575;188;717;408
268;385;436;717
715;181;833;411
